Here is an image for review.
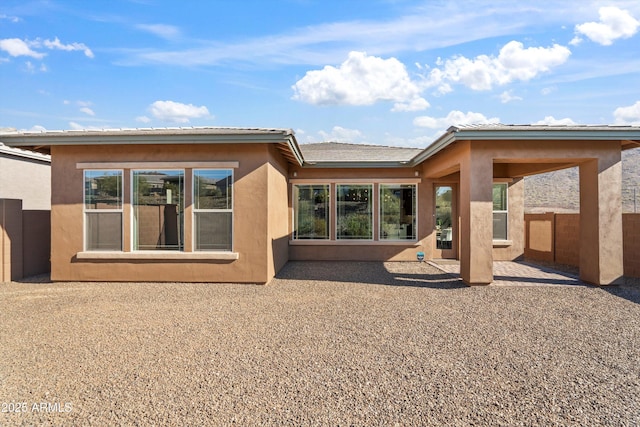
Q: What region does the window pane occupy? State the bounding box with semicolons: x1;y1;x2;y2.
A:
493;212;508;240
133;170;184;251
86;212;122;250
293;185;329;239
493;184;507;211
194;170;232;210
337;184;372;240
85;170;122;209
380;184;416;240
195;212;232;251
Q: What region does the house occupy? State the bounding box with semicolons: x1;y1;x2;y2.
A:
1;125;638;285
0;142;51;281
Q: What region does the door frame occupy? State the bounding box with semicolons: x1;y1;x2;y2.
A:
433;183;458;259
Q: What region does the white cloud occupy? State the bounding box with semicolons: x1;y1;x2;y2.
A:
292;51;423;108
499;90;523;103
613;101;640;125
28;125;47;132
426;41;571;92
136;116;152;123
80;107;95;116
541;86;556;96
574;7;639;46
0;14;21;23
0;37;94;60
41;37;94;58
149;100;210;123
413;110;500;129
318;126;364;143
136;24;181;40
0;38;45;58
392;98;430;112
533;116;577;125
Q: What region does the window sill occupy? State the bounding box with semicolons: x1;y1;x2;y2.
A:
289;240;421;246
77;251;239;260
492;240;513;247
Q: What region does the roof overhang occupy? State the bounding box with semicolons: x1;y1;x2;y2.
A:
302;160;411;168
0;127;304;166
409;125;640;165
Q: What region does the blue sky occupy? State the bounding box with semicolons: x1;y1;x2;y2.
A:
1;0;640;147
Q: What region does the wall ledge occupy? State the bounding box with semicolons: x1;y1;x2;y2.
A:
493;240;513;247
289;240;421;246
76;251;239;260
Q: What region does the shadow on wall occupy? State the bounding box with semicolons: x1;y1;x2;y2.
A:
275;260;465;289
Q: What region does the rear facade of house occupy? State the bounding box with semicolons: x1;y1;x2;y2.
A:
2;125;637;285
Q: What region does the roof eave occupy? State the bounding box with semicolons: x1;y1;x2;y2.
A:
302;160;411;168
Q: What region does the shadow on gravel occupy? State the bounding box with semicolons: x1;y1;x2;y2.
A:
14;273;52;284
276;261;466;289
603;284;640;305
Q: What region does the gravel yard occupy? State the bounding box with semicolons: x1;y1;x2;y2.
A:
1;261;639;426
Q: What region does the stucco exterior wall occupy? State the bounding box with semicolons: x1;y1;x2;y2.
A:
0;155;50;210
50;143;288;284
524;213;638;278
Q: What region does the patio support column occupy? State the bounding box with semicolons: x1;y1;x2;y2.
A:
459;147;493;285
579;151;624;285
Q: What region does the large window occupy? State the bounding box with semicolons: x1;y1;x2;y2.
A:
193;169;233;251
493;183;508;240
337;184;372;240
380;184;416;240
293;184;329;239
133;170;184;251
84;170;123;250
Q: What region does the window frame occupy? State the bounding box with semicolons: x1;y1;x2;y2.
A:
192;168;234;252
379;183;418;242
335;183;374;241
131;168;185;252
292;183;331;241
492;182;508;241
83;169;124;252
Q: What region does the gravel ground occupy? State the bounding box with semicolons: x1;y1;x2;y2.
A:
1;261;639;426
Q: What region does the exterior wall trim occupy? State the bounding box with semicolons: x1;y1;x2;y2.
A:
76;251;239;260
291;178;421;184
77;161;240;169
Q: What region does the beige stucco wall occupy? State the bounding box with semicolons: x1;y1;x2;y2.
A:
0;155;50;210
50;143;290;284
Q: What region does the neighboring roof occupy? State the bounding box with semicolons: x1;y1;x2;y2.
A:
0;126;303;165
300;142;422;167
0;142;51;164
411;124;640;165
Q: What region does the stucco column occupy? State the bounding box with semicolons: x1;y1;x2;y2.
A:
579;152;624;285
459;148;493;285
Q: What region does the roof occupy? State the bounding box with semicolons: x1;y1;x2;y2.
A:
411;124;640;165
300;142;422;167
1;124;638;169
0;142;51;164
0;126;303;166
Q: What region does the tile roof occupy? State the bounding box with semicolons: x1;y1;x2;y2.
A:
299;142;422;163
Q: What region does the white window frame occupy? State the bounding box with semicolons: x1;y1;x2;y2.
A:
493;182;508;241
335;183;374;241
131;168;185;252
292;183;331;241
192;168;234;252
83;169;124;251
379;183;418;242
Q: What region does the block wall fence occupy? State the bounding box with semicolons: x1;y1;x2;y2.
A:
525;212;640;278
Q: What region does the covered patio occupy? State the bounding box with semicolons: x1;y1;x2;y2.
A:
419;125;640;286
